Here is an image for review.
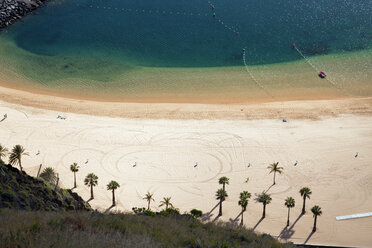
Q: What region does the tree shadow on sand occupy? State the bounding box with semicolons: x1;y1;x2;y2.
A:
212;214;221;223
264;183;275;193
87;197;93;203
278;226;295;240
104;205;115;214
252;217;264;231
201;202;220;221
278;213;304;240
304;230;315;244
228;211;243;225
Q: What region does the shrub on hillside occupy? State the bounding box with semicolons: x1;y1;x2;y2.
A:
190;209;203;218
39;167;57;185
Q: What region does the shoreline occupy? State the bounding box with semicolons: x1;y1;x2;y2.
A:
0;35;371;108
1;85;372;120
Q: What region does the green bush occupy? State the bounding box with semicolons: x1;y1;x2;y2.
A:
190;209;203;218
1;190;15;201
144;209;156;217
132;207;146;214
160;208;180;216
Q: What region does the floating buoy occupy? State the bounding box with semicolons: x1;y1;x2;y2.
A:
212;5;214;9
213;12;216;17
319;71;327;78
292;43;295;48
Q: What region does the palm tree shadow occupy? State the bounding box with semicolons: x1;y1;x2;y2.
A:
279;213;304;240
278;226;295;240
201;202;220;221
304;230;315;244
104;205;115;214
87;197;93;203
289;213;304;230
228;211;243;226
212;214;221;223
234;211;243;222
265;183;275;193
71;186;76;190
252;217;264;231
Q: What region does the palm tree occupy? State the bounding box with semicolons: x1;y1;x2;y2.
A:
159;197;174;210
311;205;322;232
255;192;272;218
0;144;8;161
238;191;251;225
284;197;295;226
84;173;98;199
267;162;283;185
8;145;29;172
143;192;154;210
216;188;228;216
300;187;312;214
70;162;79;188
39;167;57;184
107;180;120;206
218;176;230;191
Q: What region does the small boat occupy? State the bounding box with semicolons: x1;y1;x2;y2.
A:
319;71;326;78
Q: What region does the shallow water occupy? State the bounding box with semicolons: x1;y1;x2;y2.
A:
0;0;371;101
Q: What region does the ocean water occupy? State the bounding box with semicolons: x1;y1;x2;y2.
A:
0;0;371;100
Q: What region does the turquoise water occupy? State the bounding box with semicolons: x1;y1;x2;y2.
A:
2;0;372;67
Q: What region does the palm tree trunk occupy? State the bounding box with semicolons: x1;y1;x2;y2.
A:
165;203;168;210
263;203;266;218
73;172;76;188
19;159;23;172
147;201;150;210
302;197;306;214
287;207;290;226
240;210;244;225
223;184;225;191
273;171;276;185
90;185;94;199
219;199;222;216
313;215;317;232
112;189;115;206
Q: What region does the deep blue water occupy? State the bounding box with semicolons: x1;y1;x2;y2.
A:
4;0;372;67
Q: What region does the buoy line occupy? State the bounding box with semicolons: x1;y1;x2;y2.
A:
207;0;240;35
294;46;342;90
76;3;208;17
243;48;265;90
207;1;274;98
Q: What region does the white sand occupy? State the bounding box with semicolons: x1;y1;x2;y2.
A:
1;100;372;247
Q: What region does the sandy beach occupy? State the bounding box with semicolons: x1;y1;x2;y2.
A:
1;87;372;247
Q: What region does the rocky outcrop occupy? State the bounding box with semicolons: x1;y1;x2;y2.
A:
0;0;46;29
0;161;92;211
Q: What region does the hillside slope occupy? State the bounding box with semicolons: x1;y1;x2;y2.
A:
0;209;297;248
0;161;91;211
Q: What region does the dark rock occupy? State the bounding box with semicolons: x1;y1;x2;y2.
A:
0;0;48;30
